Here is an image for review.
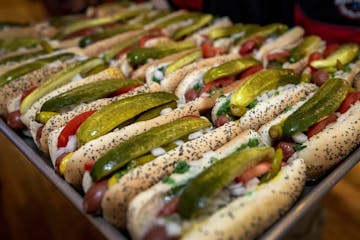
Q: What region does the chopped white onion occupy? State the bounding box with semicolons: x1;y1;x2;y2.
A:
228;183;246;196
54;135;77;160
202;150;216;160
292;132;308;144
174;140;185;146
71;73;82;82
82;171;93;193
188;131;203;140
165;222;182;237
160;107;173;116
245;177;260;189
151;147;166;156
154;69;164;81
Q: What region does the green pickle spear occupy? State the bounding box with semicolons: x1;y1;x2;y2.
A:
208;24;259;40
56;8;148;39
127;41;195;67
203;58;261;84
310;43;359;70
135;101;178;122
165;49;202;74
40;78;141;112
171;14;213;40
289;35;323;63
230;69;300;117
0;37;43;51
20;58;105;114
77;92;178;145
0;52;74;88
136;10;169;25
235;23;288;45
269;78;348;140
90;117;211;181
177;147;274;219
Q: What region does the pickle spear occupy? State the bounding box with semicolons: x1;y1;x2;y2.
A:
40;78;141;112
235;23;288;45
208;24;259;40
230;69;300;117
127;41;195;67
269;78;348;140
203;58;261;84
20;58;105;114
310;43;359;70
56;8;149;39
77;92;178;145
177;147;274;219
165;49;202;74
135;101;177;122
0;52;74;88
171;14;213;40
0;37;43;51
135;10;169;25
289;35;323;63
79;24;141;48
90;117;211;181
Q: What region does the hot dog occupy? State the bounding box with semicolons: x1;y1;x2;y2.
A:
127;130;305;240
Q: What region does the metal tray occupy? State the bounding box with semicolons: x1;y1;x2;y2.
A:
1;118;359;240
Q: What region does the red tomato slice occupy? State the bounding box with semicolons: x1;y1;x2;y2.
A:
235;161;272;183
215;115;230;127
306;113;338;138
185;88;200;102
158;197;179;217
115;45;134;60
239;36;265;56
338;91;360;114
139;32;165;47
267;50;290;61
201;41;224;58
323;43;340;58
20;86;37;103
84;160;95;171
308;51;323;65
239;65;263;79
65;27;98;39
200;76;235;95
108;84;141;97
57;110;97;148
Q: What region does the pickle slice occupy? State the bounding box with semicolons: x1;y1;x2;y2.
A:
289;35;323;63
20;58;105;114
165;49;201;74
40;78;141;112
90;117;211;181
171;14;213;40
230;69;300;117
177;147;274;219
310;43;359;70
203;58;261;84
0;52;74;88
77;92;178;145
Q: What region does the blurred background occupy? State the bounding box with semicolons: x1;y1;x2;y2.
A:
0;0;359;239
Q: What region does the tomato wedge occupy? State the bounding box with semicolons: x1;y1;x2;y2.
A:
139;31;165;47
239;36;265;56
235;161;272;183
65;27;98;40
267;50;290;62
306;113;338;138
239;65;263;79
158;197;179;217
115;45;134;59
200;76;235;95
338;91;360;114
108;84;141;97
201;41;224;58
84;160;96;171
20;86;37;103
57;110;97;148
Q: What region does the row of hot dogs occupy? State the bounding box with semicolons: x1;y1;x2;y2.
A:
1;2;360;239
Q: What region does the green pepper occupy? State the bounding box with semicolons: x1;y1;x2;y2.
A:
203;58;261;84
171;14;213;40
90;117;211;181
0;37;43;51
77;92;178;145
269;78;348;140
79;24;141;48
0;52;74;88
208;24;259;40
56;8;148;40
40;78;141;112
230;69;300;117
135;101;177;122
260;148;283;183
165;49;201;74
311;43;359;70
177;147;274;219
127;40;195;67
289;35;323;63
20;58;105;114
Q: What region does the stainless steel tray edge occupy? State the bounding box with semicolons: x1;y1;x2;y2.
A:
1;119;359;240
